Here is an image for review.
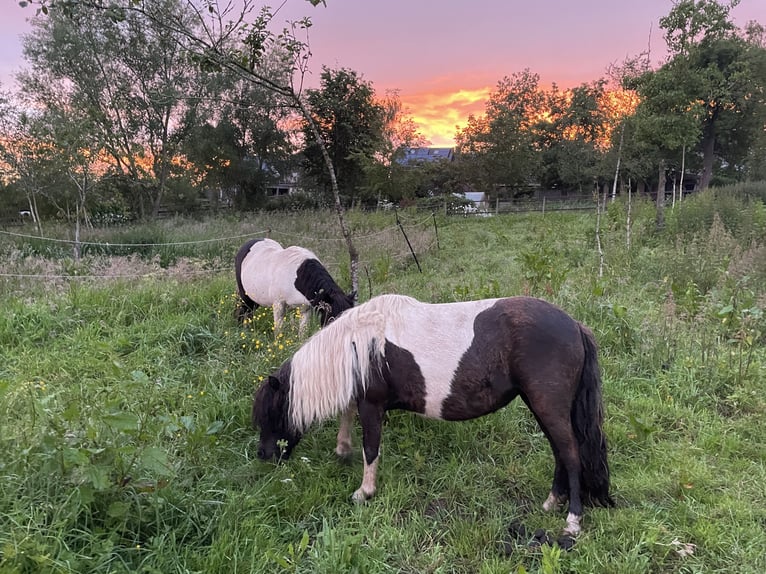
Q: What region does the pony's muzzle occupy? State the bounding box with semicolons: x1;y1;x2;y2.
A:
257;445;292;462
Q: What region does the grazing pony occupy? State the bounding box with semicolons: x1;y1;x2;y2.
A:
234;238;355;334
253;293;614;538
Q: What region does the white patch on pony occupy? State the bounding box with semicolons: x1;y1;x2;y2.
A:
352;452;379;503
564;512;581;536
362;295;499;418
240;238;320;309
543;492;567;512
288;306;386;432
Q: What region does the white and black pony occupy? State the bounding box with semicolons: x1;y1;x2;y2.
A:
234;238;355;334
252;293;614;539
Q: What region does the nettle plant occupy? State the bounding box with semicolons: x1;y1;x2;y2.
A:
713;280;764;385
7;370;172;501
517;244;570;296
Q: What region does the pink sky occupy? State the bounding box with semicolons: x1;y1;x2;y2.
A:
3;0;765;145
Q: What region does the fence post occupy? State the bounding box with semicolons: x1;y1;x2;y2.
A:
396;210;422;273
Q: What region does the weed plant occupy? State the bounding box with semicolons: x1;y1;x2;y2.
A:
1;188;765;573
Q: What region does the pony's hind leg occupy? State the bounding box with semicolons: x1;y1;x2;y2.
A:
523;395;583;537
235;296;257;323
297;304;311;337
335;407;355;458
542;459;569;512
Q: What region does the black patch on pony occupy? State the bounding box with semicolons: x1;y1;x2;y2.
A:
294;258;355;326
440;298;614;509
367;341;427;414
234;238;264;321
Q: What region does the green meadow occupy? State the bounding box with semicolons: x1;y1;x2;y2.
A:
1;187;765;573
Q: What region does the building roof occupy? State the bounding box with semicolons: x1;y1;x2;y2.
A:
398;147;454;165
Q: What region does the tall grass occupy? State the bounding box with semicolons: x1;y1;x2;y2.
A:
1;190;765;573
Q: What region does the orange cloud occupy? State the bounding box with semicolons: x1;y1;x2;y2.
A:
401;87;490;147
400;84;640;149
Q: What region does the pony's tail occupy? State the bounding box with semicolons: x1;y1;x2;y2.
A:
572;325;615;508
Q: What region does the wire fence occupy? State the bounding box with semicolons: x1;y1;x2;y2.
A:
0;211;438;295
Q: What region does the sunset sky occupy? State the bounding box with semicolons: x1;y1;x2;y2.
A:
3;0;765;146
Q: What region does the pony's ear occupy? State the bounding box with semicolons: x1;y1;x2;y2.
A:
268;375;281;390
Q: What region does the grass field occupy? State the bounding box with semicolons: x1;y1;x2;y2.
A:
1;190;765;573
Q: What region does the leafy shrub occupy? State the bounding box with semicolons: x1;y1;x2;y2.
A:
517;243;569;296
661;214;739;294
666;188;766;243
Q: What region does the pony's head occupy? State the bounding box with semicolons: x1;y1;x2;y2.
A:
252;366;302;461
313;289;356;326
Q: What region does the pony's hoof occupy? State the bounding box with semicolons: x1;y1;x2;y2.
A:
336;452;354;466
351;489;373;504
529;529;552;547
563;512;581;538
556;534;576;551
335;445;353;459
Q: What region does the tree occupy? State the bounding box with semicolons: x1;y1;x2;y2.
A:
302;67;386;207
624;62;704;228
658;0;766;189
538;80;612;193
20;0;208;218
455;70;548;196
0;103;66;233
183;47;296;210
24;0;365;293
357;89;429;205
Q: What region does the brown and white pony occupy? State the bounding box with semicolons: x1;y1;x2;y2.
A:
252;293;614;538
234;238;355;334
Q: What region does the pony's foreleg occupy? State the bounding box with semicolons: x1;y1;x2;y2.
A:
335;407;355;458
272;301;286;335
352;401;384;503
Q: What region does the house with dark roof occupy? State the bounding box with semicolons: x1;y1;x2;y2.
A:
397;147;454;166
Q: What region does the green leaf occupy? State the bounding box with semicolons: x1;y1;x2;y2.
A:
102;412;140;432
85;465;111;490
62;403;81;422
205;420;224;435
717;304;734;317
107;501;130;519
140;447;174;476
298;530;310;553
63;447;90;468
131;370;150;383
180;415;195;431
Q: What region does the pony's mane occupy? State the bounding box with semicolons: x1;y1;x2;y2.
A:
288;304;384;431
287;294;417;431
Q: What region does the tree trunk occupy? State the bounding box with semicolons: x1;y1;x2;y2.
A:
595;183;605;278
296;97;359;296
679;144;686;202
611;123;624;202
699;125;716;191
626;177;632;251
656;159;666;230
